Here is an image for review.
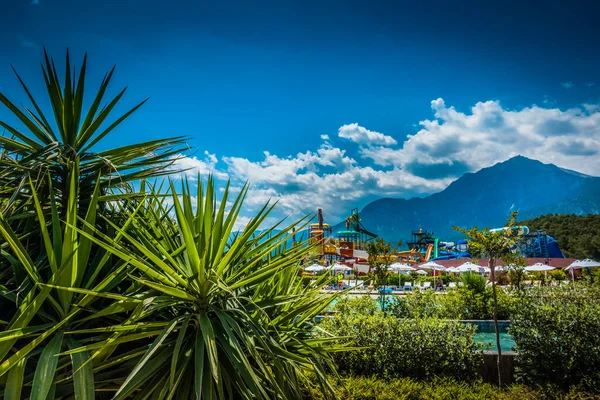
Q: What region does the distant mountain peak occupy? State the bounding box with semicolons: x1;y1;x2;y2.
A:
334;157;600;245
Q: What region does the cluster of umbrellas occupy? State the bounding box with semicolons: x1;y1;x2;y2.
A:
304;263;352;273
304;258;600;282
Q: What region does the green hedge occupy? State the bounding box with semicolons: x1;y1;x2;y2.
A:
319;297;482;380
387;284;517;320
510;284;600;393
303;376;594;400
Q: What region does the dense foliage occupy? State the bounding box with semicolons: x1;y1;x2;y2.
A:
302;376;594;400
519;214;600;259
510;284;600;394
388;276;517;320
319;297;483;381
0;52;343;399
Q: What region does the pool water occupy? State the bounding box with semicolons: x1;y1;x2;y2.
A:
467;321;516;352
473;332;516;352
326;297;517;352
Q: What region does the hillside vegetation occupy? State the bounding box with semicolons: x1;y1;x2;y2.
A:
519;214;600;259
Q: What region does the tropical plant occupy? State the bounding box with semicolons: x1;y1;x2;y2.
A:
454;212;521;386
0;50;186;219
461;272;487;294
0;50;186;398
0;170;141;399
66;178;344;399
0;51;345;399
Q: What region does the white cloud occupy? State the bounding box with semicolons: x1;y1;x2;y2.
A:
168;151;228;180
166;98;600;225
361;98;600;177
223;143;449;221
320;134;330;140
338;123;397;146
561;82;574;89
586;83;596;88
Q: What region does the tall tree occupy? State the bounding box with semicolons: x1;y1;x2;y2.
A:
454;212;521;386
366;238;398;314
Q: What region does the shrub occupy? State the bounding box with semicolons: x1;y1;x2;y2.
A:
510;284;600;393
303;376;541;400
549;269;566;281
389;289;463;319
320;297;482;381
461;272;488;293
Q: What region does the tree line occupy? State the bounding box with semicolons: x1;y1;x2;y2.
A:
519;214;600;259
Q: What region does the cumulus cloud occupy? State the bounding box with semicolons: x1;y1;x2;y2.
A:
561;82;574;89
223;143;449;221
338;123;397;146
166;98;600;224
361;98;600;177
169;151;228;180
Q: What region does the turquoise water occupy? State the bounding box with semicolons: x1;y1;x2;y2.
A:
473;332;515;352
326;296;516;352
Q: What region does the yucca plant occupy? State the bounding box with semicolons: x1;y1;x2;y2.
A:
0;51;188;375
0;164;149;399
68;177;344;399
0;49;186;221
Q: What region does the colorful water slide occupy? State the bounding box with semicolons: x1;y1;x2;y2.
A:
489;226;530;235
424;243;433;261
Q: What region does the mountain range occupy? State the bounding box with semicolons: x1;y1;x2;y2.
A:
332;156;600;246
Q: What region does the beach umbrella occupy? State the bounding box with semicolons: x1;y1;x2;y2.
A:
420;261;447;271
388;263;415;284
565;259;600;281
455;262;480;273
446;267;458;273
332;263;352;271
524;263;556;272
566;259;600;269
415;269;428;275
419;261;446;287
388;263;415;271
524;262;555;280
304;264;325;272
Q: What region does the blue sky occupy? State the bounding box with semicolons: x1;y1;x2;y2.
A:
1;0;600;225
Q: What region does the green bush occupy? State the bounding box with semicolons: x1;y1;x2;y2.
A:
303;375;596;400
387;283;517;320
549;269;566;281
303;376;542;400
510;284;600;393
320;297;482;380
389;289;463;319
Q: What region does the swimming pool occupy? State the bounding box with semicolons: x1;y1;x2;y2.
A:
325;297;517;352
465;320;516;352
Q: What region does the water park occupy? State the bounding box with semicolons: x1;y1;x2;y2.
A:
303;207;569;277
1;48;599;399
300;207;600;388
